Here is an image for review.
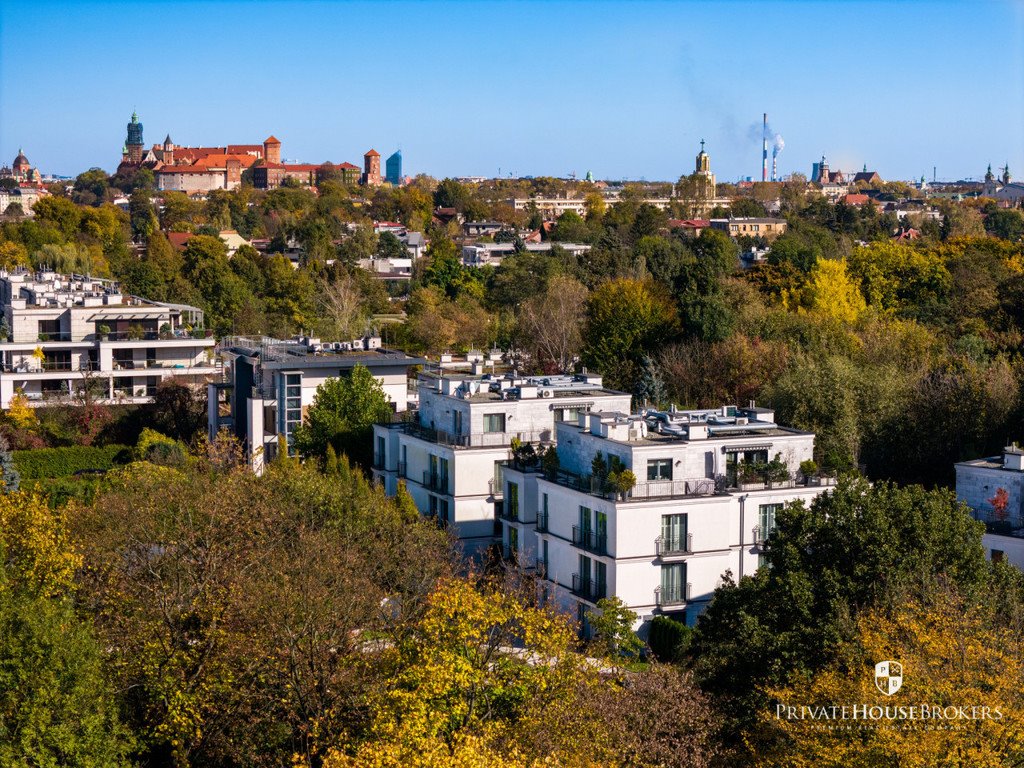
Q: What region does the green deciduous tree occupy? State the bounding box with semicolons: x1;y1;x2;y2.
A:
293;364;393;465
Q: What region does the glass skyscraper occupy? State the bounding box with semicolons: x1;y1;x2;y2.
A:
385;150;402;185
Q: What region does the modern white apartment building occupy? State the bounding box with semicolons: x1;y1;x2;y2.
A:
501;405;830;631
0;270;216;407
211;335;424;473
372;368;631;556
956;447;1024;568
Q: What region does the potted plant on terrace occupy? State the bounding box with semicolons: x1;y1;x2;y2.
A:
97;324;111;341
800;459;820;485
737;462;764;490
765;453;792;487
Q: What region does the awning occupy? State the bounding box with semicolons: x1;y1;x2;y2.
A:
86;313;166;322
723;444;773;453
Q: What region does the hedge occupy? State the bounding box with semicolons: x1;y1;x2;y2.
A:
13;445;130;480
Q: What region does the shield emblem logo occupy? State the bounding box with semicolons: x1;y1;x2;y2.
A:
874;661;903;695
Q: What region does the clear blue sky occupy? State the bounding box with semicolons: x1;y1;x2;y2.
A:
1;0;1022;183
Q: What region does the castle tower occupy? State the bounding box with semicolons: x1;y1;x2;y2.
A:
263;136;281;164
985;163;995;183
163;134;174;165
1003;164;1012;185
125;111;144;165
362;149;381;186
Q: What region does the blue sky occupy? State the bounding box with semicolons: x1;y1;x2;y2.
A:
1;0;1022;182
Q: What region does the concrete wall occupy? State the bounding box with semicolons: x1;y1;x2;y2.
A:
955;463;1024;524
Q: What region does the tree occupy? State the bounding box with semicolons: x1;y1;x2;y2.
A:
0;491;131;765
586;596;643;660
318;271;369;340
759;584;1024;767
0;434;20;492
377;230;408;260
581;278;679;391
516;274;587;372
293;364;393;464
793;258;866;324
690;478;991;757
985;208;1024;242
72;461;454;767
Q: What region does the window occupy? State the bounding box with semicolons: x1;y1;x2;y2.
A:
508;526;518;557
452;410;464;436
439;498;449;524
579;505;592;534
507;481;519;519
661;514;688;552
661;562;687;604
278;373;302;455
38;319;61;340
542;493;549;515
647;458;673;481
559;407;582;423
759;503;783;536
429;495;438;518
375;436;385;468
483;413;506;433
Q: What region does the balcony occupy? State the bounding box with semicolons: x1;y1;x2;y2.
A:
397;461;408;478
402;421;549;449
537;511;549;532
572;525;608;556
656;532;693;557
372;452;385;470
536;558;548;578
655;582;692;607
752;525;772;547
545;467;725;502
422;471;449;494
503;543;519;562
972;510;1024;539
36;332;72;342
498;503;520;523
571;573;607;602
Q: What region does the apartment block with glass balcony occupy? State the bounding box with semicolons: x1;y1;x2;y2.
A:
0;270;216;408
211;335;424;474
372;368;631;557
501;405;832;632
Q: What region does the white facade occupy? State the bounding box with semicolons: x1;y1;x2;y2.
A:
461;242;591;267
0;271;215;408
956;448;1024;569
213;335;423;474
156;169;228;193
500;405;829;632
372;368;631;556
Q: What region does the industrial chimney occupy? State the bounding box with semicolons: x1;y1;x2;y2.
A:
762;113;768;182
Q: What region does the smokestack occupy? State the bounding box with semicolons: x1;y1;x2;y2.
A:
762;113;768;182
772;147;778;182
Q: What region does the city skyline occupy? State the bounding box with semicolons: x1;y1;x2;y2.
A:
1;0;1022;182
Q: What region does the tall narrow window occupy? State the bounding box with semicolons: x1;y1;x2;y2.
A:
507;481;519;519
759;503;782;536
661;514;688;553
660;562;687;604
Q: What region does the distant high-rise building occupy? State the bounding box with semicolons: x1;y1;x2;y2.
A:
125;111;144;165
385;150;402;185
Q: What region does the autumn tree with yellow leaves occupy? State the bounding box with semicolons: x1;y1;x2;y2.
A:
759;583;1024;768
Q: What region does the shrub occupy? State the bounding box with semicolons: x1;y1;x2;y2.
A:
648;615;692;663
13;444;129;480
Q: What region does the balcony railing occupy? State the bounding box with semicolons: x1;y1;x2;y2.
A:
536;558;548;578
423;471;449;494
402;421;549;449
571;573;607;602
655;582;691;607
572;525;608;556
752;525;772;547
537;511;549;532
397;461;408;478
655;532;693;557
546;467;724;502
488;477;505;498
499;503;520;523
972;511;1024;539
36;332;72;342
372;452;385;470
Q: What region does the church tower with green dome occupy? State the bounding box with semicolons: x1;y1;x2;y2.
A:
125;111;144;165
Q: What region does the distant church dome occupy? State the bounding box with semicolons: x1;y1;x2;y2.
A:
13;148;29;168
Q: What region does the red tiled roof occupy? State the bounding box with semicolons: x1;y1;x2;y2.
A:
263;136;281;145
364;149;380;157
338;162;359;170
166;232;193;250
227;144;263;154
668;218;710;228
841;193;870;205
157;166;221;175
